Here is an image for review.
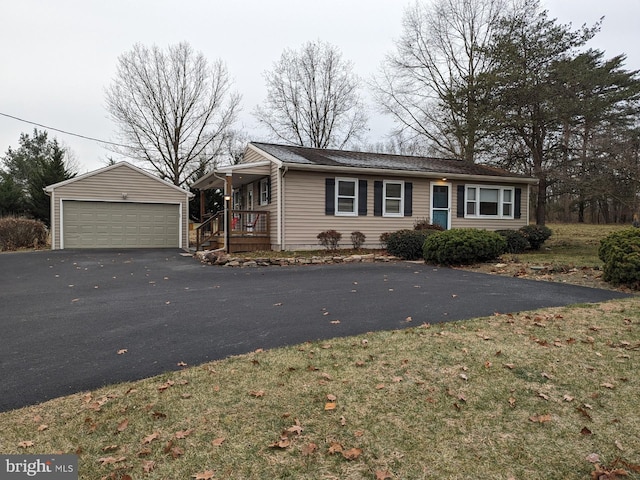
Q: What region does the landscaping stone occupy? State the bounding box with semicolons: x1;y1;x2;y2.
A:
194;250;399;267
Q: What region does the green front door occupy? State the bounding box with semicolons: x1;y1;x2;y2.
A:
431;184;450;230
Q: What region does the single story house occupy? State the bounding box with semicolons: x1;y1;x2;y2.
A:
45;161;193;250
191;142;538;252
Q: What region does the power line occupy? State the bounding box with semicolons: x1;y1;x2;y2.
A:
0;111;129;148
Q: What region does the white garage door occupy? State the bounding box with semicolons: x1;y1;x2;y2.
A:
62;201;180;248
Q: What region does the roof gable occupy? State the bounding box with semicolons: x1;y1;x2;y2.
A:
45;161;194;197
249;142;534;181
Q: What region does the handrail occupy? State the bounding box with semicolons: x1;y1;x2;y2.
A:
195;211;223;251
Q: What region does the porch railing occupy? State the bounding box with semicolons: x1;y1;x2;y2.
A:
195;210;270;251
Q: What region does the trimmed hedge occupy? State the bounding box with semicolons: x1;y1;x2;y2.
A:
423;228;506;265
496;229;530;254
519;225;552;250
598;228;640;289
386;229;431;260
0;217;48;251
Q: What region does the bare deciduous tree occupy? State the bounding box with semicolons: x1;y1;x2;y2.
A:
373;0;507;162
105;42;241;186
254;40;367;149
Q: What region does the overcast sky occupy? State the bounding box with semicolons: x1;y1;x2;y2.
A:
1;0;639;174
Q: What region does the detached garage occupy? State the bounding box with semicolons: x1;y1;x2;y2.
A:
45;162;193;250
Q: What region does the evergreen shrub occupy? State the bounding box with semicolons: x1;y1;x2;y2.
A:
386;229;432;260
423;228;506;265
598;228;640;289
519;225;552;250
496;229;530;254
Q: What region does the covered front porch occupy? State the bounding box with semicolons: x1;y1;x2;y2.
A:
191;161;273;253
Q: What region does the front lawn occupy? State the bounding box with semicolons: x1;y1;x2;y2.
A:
1;298;638;479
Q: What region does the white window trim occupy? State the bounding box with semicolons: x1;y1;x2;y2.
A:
465;185;515;219
335;177;358;216
383;180;404;217
259;178;269;206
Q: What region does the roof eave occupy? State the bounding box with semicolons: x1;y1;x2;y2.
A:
282;162;538;184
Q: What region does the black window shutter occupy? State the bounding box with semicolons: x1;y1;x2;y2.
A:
267;177;272;204
404;182;413;216
374;181;383;216
358;180;367;216
514;187;522;219
457;185;465;218
325;178;335;215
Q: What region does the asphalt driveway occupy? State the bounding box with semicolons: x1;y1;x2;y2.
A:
0;249;630;412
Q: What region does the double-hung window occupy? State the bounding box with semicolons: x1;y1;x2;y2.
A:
259;178;269;206
465;186;514;218
335;178;358;216
383;180;404;217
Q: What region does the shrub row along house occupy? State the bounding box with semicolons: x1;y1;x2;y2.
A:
191;142;538;252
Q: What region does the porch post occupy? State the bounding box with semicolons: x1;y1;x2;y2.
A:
199;189;205;223
225;174;233;253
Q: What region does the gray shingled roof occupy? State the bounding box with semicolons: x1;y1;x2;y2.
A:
251;142;529;179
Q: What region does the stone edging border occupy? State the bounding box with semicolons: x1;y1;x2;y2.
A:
194;250;399;267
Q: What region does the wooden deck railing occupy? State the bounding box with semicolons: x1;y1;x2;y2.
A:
195;210;270;251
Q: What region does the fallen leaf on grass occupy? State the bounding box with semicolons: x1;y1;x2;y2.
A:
601;382;615;389
116;419;129;433
102;445;119;452
18;441;34;448
142;432;160;444
142;460;156;473
325;402;337;411
158;380;175;392
328;442;343;454
302;443;318;456
269;436;291;449
376;470;393;480
192;470;215;480
581;427;593;436
342;447;363;460
37;424;48;432
529;414;552;423
249;390;265;398
211;437;225;447
174;429;193;439
98;456;126;465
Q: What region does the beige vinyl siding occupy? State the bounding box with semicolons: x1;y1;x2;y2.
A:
281;171;431;250
50;163;190;249
243;148;266;164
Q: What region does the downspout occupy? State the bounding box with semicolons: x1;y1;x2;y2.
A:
279;165;288;251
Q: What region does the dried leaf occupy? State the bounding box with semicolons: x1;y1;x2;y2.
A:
142;432;160;444
142;460;156;473
586;453;600;464
601;382;615;389
459;373;468;381
211;437;225;447
37;424;48;432
376;384;385;390
327;394;337;401
249;390;265;398
529;414;552;423
342;447;363;460
340;416;347;426
18;441;34;448
117;349;127;355
102;445;119;452
168;446;184;458
376;470;393;480
98;456;126;465
268;436;291;449
580;427;592;436
328;442;343;454
508;397;516;408
177;361;188;367
117;418;129;433
174;429;193;439
302;443;318;456
325;402;337;411
563;395;574;402
538;393;549;401
192;470;215;480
